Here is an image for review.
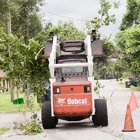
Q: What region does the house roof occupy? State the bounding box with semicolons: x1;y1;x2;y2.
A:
0;70;6;78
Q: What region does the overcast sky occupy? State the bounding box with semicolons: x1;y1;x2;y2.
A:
40;0;126;38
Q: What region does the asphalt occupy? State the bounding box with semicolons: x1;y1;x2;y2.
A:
0;79;140;140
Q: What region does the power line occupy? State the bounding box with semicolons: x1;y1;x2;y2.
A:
45;11;87;22
45;11;122;23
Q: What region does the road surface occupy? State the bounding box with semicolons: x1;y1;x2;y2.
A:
0;79;140;140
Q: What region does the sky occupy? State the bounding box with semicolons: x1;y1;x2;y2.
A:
40;0;127;39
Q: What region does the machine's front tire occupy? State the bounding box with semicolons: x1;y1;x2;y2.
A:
92;99;108;126
41;101;57;129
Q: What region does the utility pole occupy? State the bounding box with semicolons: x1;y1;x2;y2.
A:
8;12;15;102
8;12;11;34
8;12;11;56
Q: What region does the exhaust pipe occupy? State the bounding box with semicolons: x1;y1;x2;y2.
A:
92;30;96;41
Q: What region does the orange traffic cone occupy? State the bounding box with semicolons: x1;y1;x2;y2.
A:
122;104;136;132
129;92;140;112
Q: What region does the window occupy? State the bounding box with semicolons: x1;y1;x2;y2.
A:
61;60;83;73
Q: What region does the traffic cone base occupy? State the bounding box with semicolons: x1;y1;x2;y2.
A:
122;129;136;132
122;104;136;132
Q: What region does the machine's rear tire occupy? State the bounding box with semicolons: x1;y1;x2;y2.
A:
41;101;57;129
55;117;58;124
92;99;108;126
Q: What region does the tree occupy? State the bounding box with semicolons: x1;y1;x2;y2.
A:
0;21;86;102
119;0;140;30
0;0;45;102
0;0;44;42
85;0;120;79
34;21;86;44
86;0;120;37
46;21;85;40
93;59;116;79
0;27;49;101
11;0;44;43
0;0;8;29
114;59;129;78
0;0;122;103
116;25;140;80
0;0;17;33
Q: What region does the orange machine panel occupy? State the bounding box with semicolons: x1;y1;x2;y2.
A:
53;93;92;117
53;82;91;94
60;85;83;94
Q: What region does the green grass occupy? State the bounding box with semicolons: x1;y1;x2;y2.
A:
117;79;126;88
117;78;140;91
0;127;9;135
117;82;125;88
131;86;140;91
0;92;41;113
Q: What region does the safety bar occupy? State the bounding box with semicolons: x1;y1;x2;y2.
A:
49;63;88;68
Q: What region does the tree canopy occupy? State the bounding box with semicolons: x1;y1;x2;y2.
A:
86;0;120;36
0;0;121;101
0;0;44;41
119;0;140;30
0;20;86;100
116;25;140;79
115;0;140;82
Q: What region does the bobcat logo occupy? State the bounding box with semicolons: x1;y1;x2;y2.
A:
58;98;65;105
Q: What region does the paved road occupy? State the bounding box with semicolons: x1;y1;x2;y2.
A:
0;79;140;140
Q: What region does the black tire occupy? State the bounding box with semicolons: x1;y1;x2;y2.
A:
125;81;130;88
92;99;108;126
55;117;58;124
41;101;56;129
134;82;137;87
42;88;51;103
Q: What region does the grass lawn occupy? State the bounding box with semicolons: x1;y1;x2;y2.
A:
0;92;41;113
117;82;125;88
117;79;126;88
131;86;140;91
0;127;9;135
117;78;140;91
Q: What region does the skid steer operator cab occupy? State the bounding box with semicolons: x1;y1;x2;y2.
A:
42;30;108;129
